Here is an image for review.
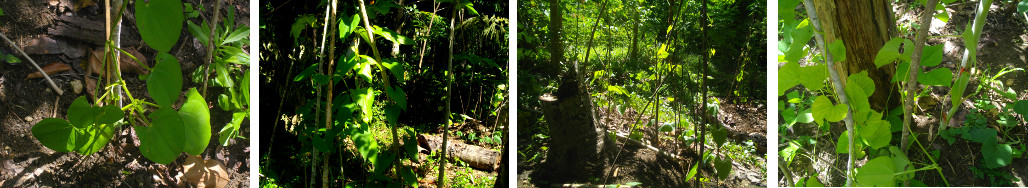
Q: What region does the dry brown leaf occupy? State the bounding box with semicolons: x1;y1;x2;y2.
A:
84;77;97;99
26;62;71;80
84;47;148;76
73;0;97;12
181;155;230;188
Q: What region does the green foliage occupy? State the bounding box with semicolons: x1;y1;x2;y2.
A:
136;0;184;53
855;156;895;187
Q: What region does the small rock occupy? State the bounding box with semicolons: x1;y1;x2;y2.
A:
24;116;33;122
70;79;83;94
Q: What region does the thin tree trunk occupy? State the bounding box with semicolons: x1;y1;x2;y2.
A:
903;0;937;154
802;0;856;185
439;2;459;186
322;0;338;187
549;0;563;67
695;0;708;187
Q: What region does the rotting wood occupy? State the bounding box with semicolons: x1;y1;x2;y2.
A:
417;134;499;171
48;16;140;47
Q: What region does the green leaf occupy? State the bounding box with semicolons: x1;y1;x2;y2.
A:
685;163;699;182
219;112;246;146
812;96;848;125
339;14;360;40
67;96;95;128
1019;0;1028;13
147;53;183;107
384;86;407;110
458;0;479;15
31;118;77;152
784;20;813;63
1013;100;1028;116
962;127;996;144
335;50;358;77
950;73;971;107
135;0;184;52
351;88;376;123
846;71;874;111
917;68;952;87
357;55;375;84
291;15;317;41
714;157;732;180
74;105;123;155
875;37;908;67
354;132;379;163
894;62;910;83
796;109;815;124
372;26;414;45
220;27;249;45
179;88;211;155
712;125;728;146
218;94;233;111
983;142;1013;168
855;156;895;187
137;108;185;164
921;45;944;67
861;119;892;149
381;59;405;81
385;103;401;128
5;54;21;64
828;39;846;62
294;63;319;81
214;62;233;88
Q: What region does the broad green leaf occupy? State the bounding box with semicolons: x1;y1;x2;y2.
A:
798;64;828;91
714;157;732;180
828;39;846;62
1020;0;1028;13
358;55;375;84
385;86;407;110
372;26;414;45
135;0;183;52
657;44;670;59
221;27;249;45
147;53;183;107
659;123;675;132
335;50;358;77
846;72;874;111
291;15;317;41
835;130;866;158
861;119;891;149
711;126;728;146
1013;100;1028;116
962;127;996;144
351;88;376;123
894;62;910;83
812;96;848;125
458;1;479;15
385;103;401;127
137;108;185;164
179;88;211;155
241;72;250;104
31;118;77;152
796;109;815;124
218;94;233;111
294;63;319;81
778;62;801;96
354;132;379;163
855;156;895;187
339;14;360;40
67;96;95;128
801;177;824;187
73;118;118;155
921;45;944;67
4;54;20;64
917;68;952;87
983;142;1013;168
215;62;233;88
875;37;907;67
890;146;914;181
784;20;813;63
381;59;405;81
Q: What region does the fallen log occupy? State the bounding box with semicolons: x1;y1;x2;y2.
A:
417;134;499;171
48;16;140;47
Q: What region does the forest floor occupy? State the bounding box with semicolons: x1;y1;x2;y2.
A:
518;100;767;188
0;0;250;187
903;1;1028;186
781;1;1028;186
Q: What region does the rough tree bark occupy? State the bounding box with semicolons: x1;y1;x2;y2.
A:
812;0;900;112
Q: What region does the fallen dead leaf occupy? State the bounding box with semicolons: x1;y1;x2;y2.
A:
180;155;229;188
84;47;148;76
74;0;97;12
26;62;71;80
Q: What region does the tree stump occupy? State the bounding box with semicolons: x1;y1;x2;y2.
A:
539;73;612;181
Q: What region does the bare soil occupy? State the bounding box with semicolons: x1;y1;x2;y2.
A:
0;0;250;187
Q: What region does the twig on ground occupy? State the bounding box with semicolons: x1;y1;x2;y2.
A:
0;31;65;95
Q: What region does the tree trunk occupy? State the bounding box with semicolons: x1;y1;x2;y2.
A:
812;0;899;111
540;89;609;181
549;0;563;66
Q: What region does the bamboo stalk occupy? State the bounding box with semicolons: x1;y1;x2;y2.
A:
941;0;992;130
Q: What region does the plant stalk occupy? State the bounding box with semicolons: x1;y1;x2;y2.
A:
202;0;223;98
802;0;857;185
942;0;992;130
903;0;937;154
357;0;403;183
0;32;63;96
323;0;337;187
439;1;460;186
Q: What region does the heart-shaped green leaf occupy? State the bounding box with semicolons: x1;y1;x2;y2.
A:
137;108;185;164
828;39;846;62
384;86;407;110
983;142;1013;168
861;119;892;149
920;45;945;67
381;59;405;82
31;118;77;152
147;53;183;107
179;88;211;155
917;68;952;87
714;157;732;180
372;26;414;45
812;96;848;124
856;156;895;187
135;0;184;52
